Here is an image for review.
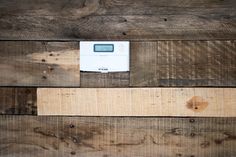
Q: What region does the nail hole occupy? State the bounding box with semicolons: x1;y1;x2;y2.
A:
48;66;54;71
71;151;76;155
49;53;53;56
42;76;47;79
190;133;195;137
122;32;127;35
164;18;167;21
189;119;195;123
72;138;77;143
69;124;75;128
41;59;46;62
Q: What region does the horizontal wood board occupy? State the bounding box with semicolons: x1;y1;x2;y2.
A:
0;41;80;86
131;40;236;87
80;72;129;87
1;40;236;87
0;115;235;157
38;88;236;117
0;88;37;115
0;0;235;40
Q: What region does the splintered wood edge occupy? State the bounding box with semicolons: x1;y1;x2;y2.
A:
37;88;236;117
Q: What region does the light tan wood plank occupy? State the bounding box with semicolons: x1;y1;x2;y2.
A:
38;88;236;117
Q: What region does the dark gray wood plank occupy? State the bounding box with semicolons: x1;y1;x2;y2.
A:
0;116;235;157
0;41;80;86
130;40;236;87
80;72;129;87
0;88;36;115
1;0;235;15
0;0;235;40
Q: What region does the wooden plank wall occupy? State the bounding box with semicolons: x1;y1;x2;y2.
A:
0;0;236;156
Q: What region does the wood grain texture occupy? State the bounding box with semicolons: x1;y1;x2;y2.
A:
0;88;37;115
0;116;235;157
0;0;235;40
0;41;80;86
38;88;236;117
130;41;236;87
80;72;129;87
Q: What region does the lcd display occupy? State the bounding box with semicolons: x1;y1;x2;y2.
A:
94;44;114;52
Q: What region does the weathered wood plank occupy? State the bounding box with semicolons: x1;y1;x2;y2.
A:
80;72;129;87
130;41;236;87
0;116;235;157
0;0;235;40
1;40;235;87
0;41;80;86
0;88;37;115
37;88;236;117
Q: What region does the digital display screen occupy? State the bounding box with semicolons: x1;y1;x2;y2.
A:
94;44;114;52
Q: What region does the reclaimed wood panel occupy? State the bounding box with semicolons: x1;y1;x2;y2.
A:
2;41;235;87
0;41;80;86
0;116;235;157
0;0;235;40
130;41;236;87
0;88;36;115
80;72;129;87
38;88;236;117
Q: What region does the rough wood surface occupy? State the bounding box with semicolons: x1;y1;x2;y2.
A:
2;40;236;87
0;41;80;86
0;88;37;115
38;88;236;117
0;0;235;40
130;41;236;87
80;72;129;87
0;116;235;157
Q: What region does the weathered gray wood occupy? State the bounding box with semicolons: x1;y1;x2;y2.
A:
0;0;235;40
0;41;80;86
1;40;236;87
130;40;236;87
0;88;36;115
0;116;235;157
80;72;129;87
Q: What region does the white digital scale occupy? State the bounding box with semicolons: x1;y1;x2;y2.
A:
80;41;130;73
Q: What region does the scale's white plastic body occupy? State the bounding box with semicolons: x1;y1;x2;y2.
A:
80;41;130;73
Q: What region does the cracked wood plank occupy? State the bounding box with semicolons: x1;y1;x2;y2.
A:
0;41;80;86
37;88;236;117
0;0;235;40
0;116;235;157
